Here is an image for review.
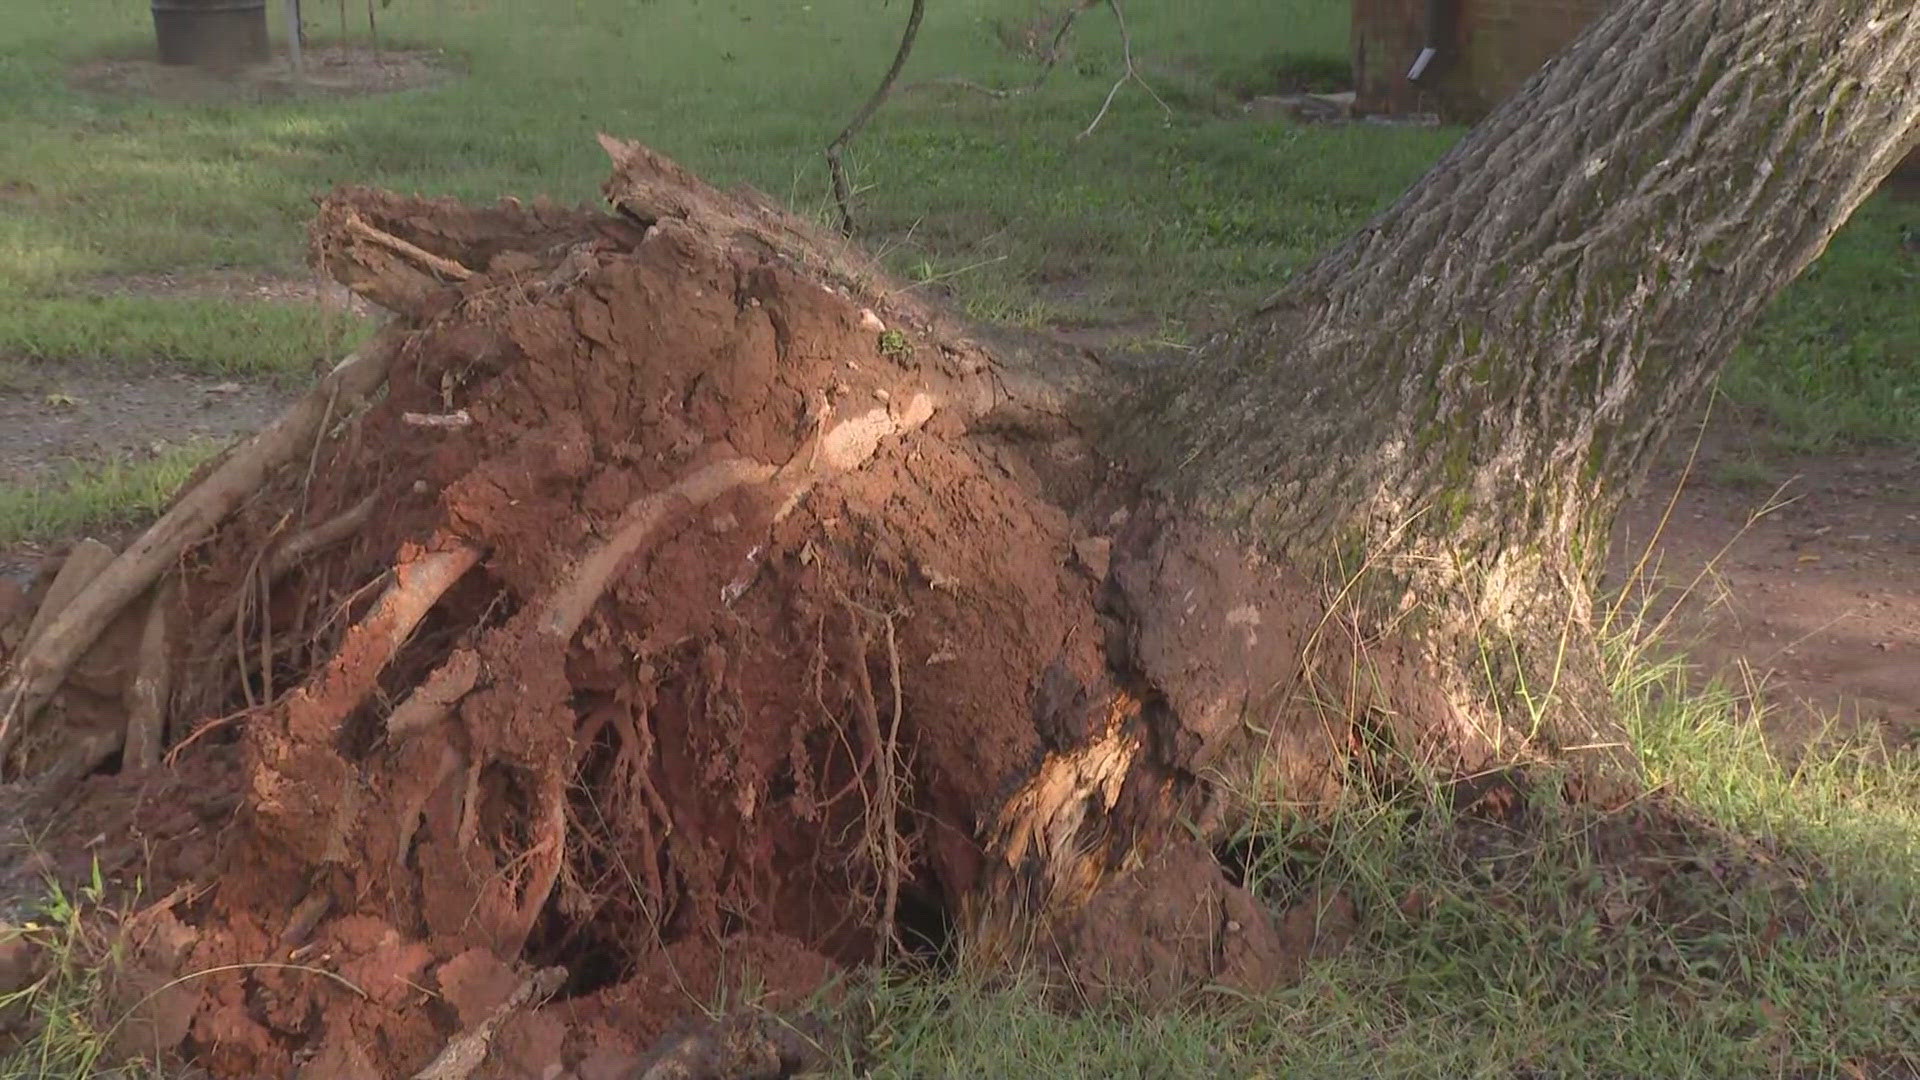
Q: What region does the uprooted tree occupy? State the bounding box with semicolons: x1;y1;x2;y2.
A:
1;0;1915;1074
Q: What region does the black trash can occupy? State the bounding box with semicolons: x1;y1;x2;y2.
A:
151;0;270;70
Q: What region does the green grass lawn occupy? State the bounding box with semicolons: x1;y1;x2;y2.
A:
1;2;1918;1076
0;0;1913;542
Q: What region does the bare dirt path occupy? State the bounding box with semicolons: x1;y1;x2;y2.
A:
1608;409;1920;755
0;362;290;490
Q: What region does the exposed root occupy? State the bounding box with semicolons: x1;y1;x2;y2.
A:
342;209;475;283
280;541;482;745
122;583;176;771
538;457;780;641
0;330;403;765
385;647;482;737
408;966;567;1080
17;539;115;657
842;601;909;962
274;490;382;575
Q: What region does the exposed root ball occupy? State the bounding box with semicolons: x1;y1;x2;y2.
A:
0;139;1341;1077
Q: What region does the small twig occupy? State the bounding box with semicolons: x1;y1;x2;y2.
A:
826;0;927;236
902;75;1017;99
343;211;474;282
1032;0;1100;90
906;0;1096;100
1080;0;1171;139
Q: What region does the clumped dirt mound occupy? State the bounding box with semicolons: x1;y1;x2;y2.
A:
208;165;1073;1076
0;139;1342;1076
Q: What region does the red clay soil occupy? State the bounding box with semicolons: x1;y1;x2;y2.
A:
0;142;1330;1077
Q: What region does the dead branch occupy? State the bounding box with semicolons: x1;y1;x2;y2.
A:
0;329;403;768
18;540;116;657
123;583;176;771
408;966;567;1080
1081;0;1170;138
904;0;1097;99
343;211;474;282
826;0;927;236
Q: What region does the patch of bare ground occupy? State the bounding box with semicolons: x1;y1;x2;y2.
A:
0;362;291;491
69;43;457;102
1607;409;1920;756
85;270;376;320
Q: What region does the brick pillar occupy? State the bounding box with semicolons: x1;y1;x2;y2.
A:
1353;0;1615;122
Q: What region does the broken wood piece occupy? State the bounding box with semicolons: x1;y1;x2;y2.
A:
18;539;116;658
407;965;566;1080
402;409;473;429
122;582;176;771
344;210;475;282
0;330;405;765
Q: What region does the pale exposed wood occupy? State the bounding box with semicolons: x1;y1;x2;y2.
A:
123;584;176;771
343;210;474;282
18;539;116;658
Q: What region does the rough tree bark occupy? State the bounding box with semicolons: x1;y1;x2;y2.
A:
1138;0;1920;765
966;0;1920;959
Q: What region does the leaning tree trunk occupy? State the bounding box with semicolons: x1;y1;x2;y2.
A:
972;0;1920;961
0;0;1913;1074
1139;0;1920;765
